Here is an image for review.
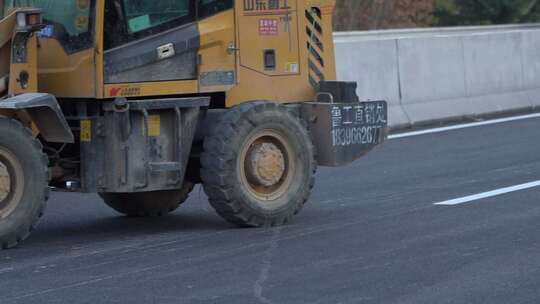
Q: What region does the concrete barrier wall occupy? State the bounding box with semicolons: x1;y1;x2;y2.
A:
334;25;540;128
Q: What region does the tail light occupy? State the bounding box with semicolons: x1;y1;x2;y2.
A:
26;12;43;26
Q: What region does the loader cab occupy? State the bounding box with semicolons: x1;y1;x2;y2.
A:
102;0;199;84
2;0;236;99
101;0;236;98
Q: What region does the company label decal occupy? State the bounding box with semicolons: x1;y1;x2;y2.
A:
146;115;161;137
108;86;141;97
244;0;292;15
259;19;279;35
80;120;92;142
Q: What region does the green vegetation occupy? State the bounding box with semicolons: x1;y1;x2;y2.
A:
334;0;540;31
435;0;540;26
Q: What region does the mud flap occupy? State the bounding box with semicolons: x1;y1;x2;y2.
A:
301;81;388;167
0;93;74;143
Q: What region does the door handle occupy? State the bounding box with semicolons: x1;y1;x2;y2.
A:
157;43;175;60
227;43;239;55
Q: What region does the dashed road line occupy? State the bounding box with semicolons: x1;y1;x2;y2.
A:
434;180;540;206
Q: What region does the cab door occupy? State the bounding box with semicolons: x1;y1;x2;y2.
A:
237;0;300;76
102;0;237;97
197;0;237;93
102;0;199;97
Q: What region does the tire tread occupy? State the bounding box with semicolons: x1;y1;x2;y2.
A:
201;101;317;227
0;117;48;249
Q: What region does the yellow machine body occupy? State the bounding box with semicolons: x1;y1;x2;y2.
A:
1;0;337;107
0;0;388;249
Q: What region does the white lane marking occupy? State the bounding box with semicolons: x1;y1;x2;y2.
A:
434;180;540;206
389;112;540;139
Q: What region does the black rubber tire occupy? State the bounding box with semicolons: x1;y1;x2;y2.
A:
201;101;316;227
99;182;194;217
0;117;49;249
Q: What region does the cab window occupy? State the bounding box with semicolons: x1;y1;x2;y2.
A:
123;0;191;33
3;0;94;53
198;0;233;19
104;0;234;50
105;0;195;50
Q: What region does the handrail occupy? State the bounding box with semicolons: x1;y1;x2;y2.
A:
334;23;540;42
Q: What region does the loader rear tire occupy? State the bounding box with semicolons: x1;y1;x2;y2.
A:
0;118;49;249
99;182;194;217
201;101;316;227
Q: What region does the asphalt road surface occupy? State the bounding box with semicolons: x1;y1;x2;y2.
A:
1;114;539;304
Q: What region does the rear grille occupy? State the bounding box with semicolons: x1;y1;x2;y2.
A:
306;7;325;90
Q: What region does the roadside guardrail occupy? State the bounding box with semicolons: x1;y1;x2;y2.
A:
334;24;540;128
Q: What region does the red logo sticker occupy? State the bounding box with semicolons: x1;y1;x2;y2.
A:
108;86;141;97
109;87;122;97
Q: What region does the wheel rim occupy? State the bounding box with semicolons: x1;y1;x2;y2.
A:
0;147;25;219
238;129;296;206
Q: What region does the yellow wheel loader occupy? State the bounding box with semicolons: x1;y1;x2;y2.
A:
0;0;387;248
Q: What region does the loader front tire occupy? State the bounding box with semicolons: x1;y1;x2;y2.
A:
99;182;194;217
201;101;316;227
0;118;49;249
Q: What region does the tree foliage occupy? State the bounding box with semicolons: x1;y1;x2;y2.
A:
334;0;434;31
434;0;540;26
334;0;540;31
